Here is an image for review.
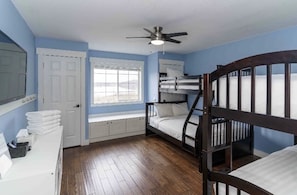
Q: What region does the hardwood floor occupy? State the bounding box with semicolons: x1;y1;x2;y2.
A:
61;135;257;195
61;135;202;195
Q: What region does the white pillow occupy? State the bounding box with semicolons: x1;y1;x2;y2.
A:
154;103;173;118
172;102;189;116
166;68;183;77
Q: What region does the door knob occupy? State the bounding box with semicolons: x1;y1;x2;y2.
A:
74;104;80;108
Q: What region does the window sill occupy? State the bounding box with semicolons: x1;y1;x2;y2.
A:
91;101;144;107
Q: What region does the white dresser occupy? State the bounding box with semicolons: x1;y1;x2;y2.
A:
0;126;63;195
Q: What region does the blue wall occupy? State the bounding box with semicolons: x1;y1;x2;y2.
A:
147;52;159;102
159;52;185;61
185;26;297;153
0;0;36;142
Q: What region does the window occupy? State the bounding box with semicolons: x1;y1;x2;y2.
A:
90;57;144;106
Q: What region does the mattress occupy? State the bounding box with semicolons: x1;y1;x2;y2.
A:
215;74;297;119
217;145;297;195
150;115;198;146
149;115;249;147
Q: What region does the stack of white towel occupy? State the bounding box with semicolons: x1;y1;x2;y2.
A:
26;110;61;135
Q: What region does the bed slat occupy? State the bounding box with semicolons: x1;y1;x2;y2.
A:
266;64;272;115
237;70;242;111
251;67;255;113
226;74;230;109
285;63;291;118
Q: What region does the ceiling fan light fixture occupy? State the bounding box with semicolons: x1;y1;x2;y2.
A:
151;39;164;45
127;26;187;45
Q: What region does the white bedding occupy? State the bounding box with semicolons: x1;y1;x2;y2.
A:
150;115;198;146
149;115;249;147
217;145;297;195
216;74;297;119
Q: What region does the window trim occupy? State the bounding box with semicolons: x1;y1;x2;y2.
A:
90;57;144;107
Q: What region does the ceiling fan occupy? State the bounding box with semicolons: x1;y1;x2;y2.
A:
126;26;188;45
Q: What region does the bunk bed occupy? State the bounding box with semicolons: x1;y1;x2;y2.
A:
146;70;254;164
202;50;297;195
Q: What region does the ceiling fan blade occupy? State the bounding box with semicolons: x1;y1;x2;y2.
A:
164;32;188;38
143;28;156;37
126;36;151;39
164;38;181;44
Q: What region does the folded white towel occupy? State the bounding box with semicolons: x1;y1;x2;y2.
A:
28;119;61;126
28;125;60;135
27;124;60;135
27;115;61;122
26;110;61;118
27;121;60;129
27;122;60;130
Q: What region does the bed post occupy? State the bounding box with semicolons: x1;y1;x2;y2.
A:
202;73;213;195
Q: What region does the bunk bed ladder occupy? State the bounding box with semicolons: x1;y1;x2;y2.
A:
182;89;203;156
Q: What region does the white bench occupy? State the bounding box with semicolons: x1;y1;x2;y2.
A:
88;111;145;143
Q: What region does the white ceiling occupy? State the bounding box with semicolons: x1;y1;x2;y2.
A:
11;0;297;55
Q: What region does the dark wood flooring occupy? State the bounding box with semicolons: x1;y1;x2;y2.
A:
61;135;257;195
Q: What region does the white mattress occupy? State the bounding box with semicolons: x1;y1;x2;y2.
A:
149;115;249;147
215;74;297;119
150;115;198;146
217;145;297;195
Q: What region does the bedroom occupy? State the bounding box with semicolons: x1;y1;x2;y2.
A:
1;0;297;194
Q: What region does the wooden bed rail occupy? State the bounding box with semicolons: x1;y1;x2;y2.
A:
211;50;297;80
209;171;273;195
209;50;297;134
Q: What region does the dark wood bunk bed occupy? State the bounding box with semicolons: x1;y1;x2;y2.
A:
202;50;297;195
146;72;254;165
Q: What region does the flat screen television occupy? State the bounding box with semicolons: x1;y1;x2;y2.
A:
0;30;27;105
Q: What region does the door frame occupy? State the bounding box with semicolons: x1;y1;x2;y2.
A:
36;48;88;146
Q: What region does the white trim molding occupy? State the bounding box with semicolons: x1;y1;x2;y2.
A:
254;148;269;158
36;48;86;58
37;48;87;146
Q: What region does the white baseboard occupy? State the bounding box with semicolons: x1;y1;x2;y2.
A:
89;130;145;143
81;139;89;146
254;148;268;158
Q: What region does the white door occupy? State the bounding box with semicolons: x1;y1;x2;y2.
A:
40;55;81;148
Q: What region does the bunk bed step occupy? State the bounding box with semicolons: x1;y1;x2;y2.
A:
182;145;196;155
184;135;195;140
187;121;198;126
191;108;203;111
212;145;231;152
